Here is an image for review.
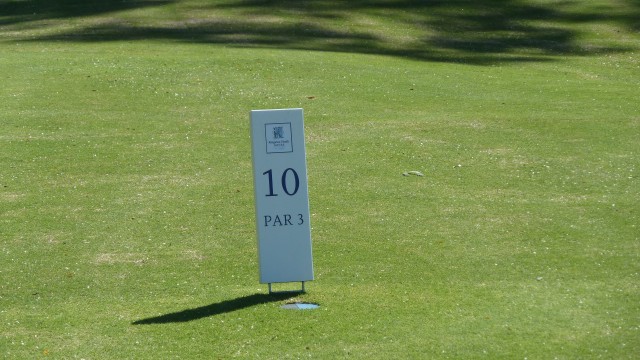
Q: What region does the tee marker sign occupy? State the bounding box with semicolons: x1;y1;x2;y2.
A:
250;108;314;290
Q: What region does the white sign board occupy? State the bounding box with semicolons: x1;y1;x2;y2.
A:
250;108;314;284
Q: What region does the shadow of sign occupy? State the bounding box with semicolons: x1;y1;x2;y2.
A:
132;293;294;325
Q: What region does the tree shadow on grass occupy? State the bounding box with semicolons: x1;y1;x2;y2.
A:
206;0;638;64
132;293;294;325
3;0;639;64
0;0;175;26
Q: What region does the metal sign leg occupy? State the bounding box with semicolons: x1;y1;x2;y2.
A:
268;282;306;295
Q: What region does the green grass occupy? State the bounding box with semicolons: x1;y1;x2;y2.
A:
1;0;639;358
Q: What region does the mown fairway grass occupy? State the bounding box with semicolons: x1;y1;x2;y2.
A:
1;0;639;358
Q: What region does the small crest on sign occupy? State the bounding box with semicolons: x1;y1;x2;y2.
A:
265;122;293;153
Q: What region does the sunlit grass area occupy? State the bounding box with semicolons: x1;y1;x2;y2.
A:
1;0;639;358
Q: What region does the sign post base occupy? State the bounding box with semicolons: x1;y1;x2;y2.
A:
268;281;306;295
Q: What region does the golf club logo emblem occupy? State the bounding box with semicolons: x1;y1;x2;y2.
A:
273;126;285;139
265;123;293;153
